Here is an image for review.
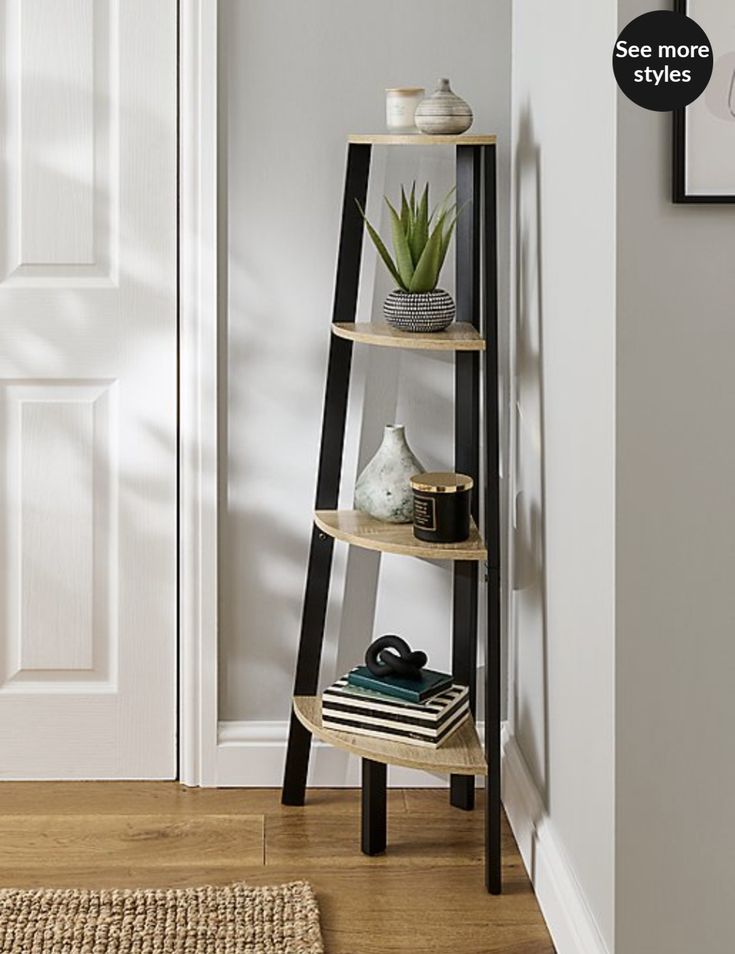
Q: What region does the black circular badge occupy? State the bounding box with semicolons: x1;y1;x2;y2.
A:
613;10;712;111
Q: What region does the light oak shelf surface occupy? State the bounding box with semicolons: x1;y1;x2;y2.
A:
314;510;488;561
348;133;496;146
293;696;487;776
333;321;485;352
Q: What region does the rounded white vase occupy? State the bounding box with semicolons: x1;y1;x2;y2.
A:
354;424;425;524
415;78;473;135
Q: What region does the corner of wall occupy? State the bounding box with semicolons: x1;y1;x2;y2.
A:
502;728;611;954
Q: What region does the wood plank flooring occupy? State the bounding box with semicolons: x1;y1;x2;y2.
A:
0;784;554;954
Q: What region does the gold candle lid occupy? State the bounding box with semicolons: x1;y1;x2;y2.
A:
410;472;474;494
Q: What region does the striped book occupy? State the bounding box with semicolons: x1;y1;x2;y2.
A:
321;674;470;748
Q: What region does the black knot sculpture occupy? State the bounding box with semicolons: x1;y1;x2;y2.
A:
365;635;428;680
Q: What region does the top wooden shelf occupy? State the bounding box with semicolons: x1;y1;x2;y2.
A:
348;134;496;146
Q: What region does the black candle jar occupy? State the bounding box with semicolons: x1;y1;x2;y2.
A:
410;472;473;543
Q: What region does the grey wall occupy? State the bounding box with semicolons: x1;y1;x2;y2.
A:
511;0;617;947
216;1;735;946
616;3;735;952
220;1;511;727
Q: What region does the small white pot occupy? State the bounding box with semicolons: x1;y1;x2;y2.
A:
385;87;425;134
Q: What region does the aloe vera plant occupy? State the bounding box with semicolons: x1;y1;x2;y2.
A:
357;183;459;294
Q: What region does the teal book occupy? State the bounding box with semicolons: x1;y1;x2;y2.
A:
346;666;453;703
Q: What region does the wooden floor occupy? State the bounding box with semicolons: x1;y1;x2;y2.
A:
0;784;554;954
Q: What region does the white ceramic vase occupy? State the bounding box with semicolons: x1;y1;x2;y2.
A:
354;425;425;524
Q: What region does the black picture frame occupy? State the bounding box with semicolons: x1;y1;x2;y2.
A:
672;0;735;203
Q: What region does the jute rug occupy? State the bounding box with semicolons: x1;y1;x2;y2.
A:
0;881;323;953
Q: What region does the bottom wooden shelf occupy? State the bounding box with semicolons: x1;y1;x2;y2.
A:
293;696;487;776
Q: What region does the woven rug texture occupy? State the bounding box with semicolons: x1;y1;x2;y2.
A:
0;880;324;954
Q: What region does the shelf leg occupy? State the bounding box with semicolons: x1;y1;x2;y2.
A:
450;561;478;811
282;142;372;807
282;710;312;806
451;143;482;813
361;758;387;855
485;566;502;894
282;528;335;805
483;142;502;895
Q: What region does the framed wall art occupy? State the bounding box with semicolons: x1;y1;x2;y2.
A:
673;0;735;202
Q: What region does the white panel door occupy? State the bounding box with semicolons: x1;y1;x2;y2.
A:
0;0;177;778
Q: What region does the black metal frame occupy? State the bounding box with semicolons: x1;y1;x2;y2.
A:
450;145;481;813
281;139;502;896
483;143;502;895
672;0;735;204
281;143;371;806
361;758;387;855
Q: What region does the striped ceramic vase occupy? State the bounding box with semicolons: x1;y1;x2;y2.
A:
415;78;473;135
383;288;455;333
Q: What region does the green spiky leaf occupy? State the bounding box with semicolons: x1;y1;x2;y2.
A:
410;183;430;267
430;185;457;225
386;199;414;289
437;215;457;276
400;186;411;234
409;219;445;292
355;200;405;290
436;199;466;274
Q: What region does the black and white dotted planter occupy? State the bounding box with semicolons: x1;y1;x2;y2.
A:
383;288;455;333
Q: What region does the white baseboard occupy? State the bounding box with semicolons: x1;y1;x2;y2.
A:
501;727;610;954
215;719;485;788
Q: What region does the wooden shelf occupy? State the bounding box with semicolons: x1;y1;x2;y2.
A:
293;696;487;776
314;510;487;561
333;321;485;352
348;134;496;146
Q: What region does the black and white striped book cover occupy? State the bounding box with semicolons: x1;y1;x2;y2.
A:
321;675;470;747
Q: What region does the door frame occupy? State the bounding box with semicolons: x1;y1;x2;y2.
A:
179;0;220;786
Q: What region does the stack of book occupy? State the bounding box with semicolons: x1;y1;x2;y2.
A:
321;665;470;749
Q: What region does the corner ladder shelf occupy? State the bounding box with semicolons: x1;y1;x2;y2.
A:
281;133;502;894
